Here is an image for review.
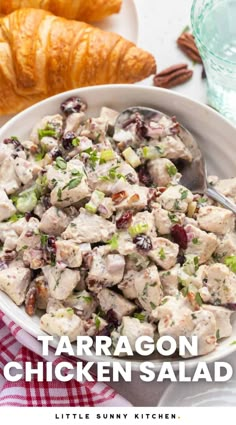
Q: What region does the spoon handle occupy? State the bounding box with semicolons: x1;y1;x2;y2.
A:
206;186;236;214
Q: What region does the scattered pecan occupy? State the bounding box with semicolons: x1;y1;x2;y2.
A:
25;283;37;316
112;191;128;205
154;64;193;89
116;211;132;229
177;32;202;63
128;194;140;204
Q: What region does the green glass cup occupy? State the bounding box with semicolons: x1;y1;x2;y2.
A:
191;0;236;123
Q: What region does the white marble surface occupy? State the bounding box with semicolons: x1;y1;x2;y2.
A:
136;0;207;105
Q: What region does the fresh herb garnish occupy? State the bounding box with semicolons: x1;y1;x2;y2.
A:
195;292;203;306
63;175;83;190
82;296;93;303
225;256;236;273
57;188;62;201
180;189;188;200
35;145;47;161
55;156;67;170
160;298;168;305
166;164;177;177
100;165;125;182
192;237;200;245
7;213;24;223
134;313;146;322
168;212;180;223
84;148;99;169
40;233;48;247
216;329;220;340
95;315;101;330
150;302;156;310
174;199;181;210
181;286;189;297
159;247;166;260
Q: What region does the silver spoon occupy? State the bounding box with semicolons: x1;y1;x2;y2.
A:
115;107;236;214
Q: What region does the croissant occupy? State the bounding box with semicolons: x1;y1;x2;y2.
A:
0;9;156;116
0;0;122;22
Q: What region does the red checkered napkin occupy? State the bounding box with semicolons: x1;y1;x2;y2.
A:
0;311;131;407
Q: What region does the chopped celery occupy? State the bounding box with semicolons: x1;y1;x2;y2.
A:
123;147;141;168
85;190;105;214
85;203;97;214
100;149;116;163
16;190;38;213
128;223;149;238
142;145;164;159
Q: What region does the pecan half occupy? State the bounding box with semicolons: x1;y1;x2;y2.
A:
177;32;202;63
153;64;193;89
112;191;128;204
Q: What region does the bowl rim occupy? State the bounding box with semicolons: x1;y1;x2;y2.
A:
0;84;235;135
0;84;236;371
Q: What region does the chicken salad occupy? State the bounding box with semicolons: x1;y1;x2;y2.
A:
0;96;236;358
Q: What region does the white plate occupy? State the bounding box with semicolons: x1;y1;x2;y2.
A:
96;0;138;43
0;0;139;128
158;354;236;406
0;84;236;371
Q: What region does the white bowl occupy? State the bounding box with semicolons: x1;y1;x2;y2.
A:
0;84;236;371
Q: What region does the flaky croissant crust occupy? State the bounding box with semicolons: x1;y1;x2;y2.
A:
0;8;156;116
0;0;123;22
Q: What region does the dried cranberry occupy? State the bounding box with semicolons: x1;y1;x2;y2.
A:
3;136;23;152
106;309;120;328
147;188;157;202
122;113;148;139
25;212;32;222
25;212;38;221
116;211;132;229
224;303;236;311
133;234;153;252
83;252;93;269
125;173;136;184
177;254;185;266
43;236;56;264
42;196;51;210
135;114;148;139
62;131;77;150
51;148;63;160
61;96;87;116
171;224;188;250
138;164;153;187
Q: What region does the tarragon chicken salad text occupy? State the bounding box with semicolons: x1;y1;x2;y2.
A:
0;97;236;358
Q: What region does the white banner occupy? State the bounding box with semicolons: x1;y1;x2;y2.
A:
0;407;235;425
